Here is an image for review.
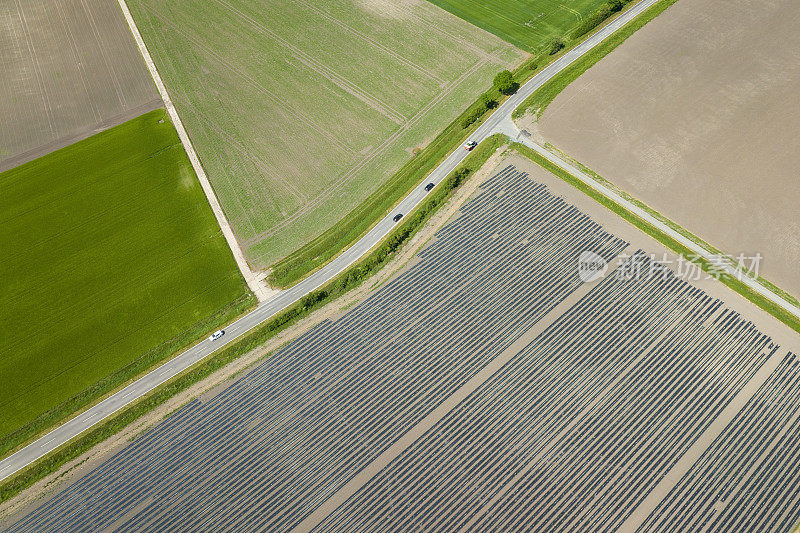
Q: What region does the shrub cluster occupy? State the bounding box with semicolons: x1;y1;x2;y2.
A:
548;37;565;55
480;92;498;110
571;0;631;39
460;89;503;128
493;70;517;95
460;105;485;128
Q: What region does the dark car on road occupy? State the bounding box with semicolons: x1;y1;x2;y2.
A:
393;213;403;223
425;182;435;192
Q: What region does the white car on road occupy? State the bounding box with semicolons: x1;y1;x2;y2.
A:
209;330;225;341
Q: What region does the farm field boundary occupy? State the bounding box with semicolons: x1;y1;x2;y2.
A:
528;0;800;301
267;0;648;288
509;142;800;334
426;0;618;52
513;0;680;119
116;0;267;299
545;143;800;309
0;0;158;171
0;136;505;506
5;152;800;530
124;0;524;272
0;109;252;466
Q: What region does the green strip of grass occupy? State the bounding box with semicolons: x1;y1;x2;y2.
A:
267;105;491;288
266;95;519;288
266;0;658;290
510;142;800;335
570;0;635;39
545;143;800;309
0;109;255;458
0;135;505;506
0;293;254;460
266;19;601;289
513;0;680;119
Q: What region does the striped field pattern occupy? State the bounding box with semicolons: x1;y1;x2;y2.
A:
5;165;799;532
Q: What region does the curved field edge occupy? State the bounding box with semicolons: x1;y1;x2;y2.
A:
0;135;506;506
0;109;255;459
513;0;681;120
508;142;800;335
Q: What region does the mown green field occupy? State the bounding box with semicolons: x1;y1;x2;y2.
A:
126;0;525;269
427;0;610;52
0;109;252;441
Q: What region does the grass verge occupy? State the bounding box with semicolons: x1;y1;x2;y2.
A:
544;143;800;310
510;142;800;335
513;0;680;120
266;102;501;288
265;3;625;289
0;293;254;461
0;135;506;506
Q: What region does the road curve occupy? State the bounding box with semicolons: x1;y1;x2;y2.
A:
0;0;666;484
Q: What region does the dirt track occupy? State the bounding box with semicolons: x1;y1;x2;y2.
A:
529;0;800;298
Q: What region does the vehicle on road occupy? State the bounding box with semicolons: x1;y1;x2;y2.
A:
425;182;435;192
464;140;477;151
393;213;404;223
209;330;225;341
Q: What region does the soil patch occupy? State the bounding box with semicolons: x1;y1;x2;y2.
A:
530;0;800;298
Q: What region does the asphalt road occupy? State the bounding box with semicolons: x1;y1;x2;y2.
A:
4;165;632;531
1;0;740;485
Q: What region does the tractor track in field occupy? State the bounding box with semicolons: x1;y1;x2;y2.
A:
241;57;489;249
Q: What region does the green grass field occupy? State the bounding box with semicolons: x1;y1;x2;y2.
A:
126;0;525;269
426;0;611;52
0;109;252;442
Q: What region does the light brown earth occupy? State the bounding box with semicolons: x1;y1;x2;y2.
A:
0;0;160;171
527;0;800;299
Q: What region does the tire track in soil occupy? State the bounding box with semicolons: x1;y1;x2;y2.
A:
141;1;359;156
291;0;447;86
242;57;488;249
180;99;308;206
211;0;408;125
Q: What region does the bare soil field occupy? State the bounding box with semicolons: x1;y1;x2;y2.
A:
0;0;160;171
529;0;800;298
125;0;525;268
